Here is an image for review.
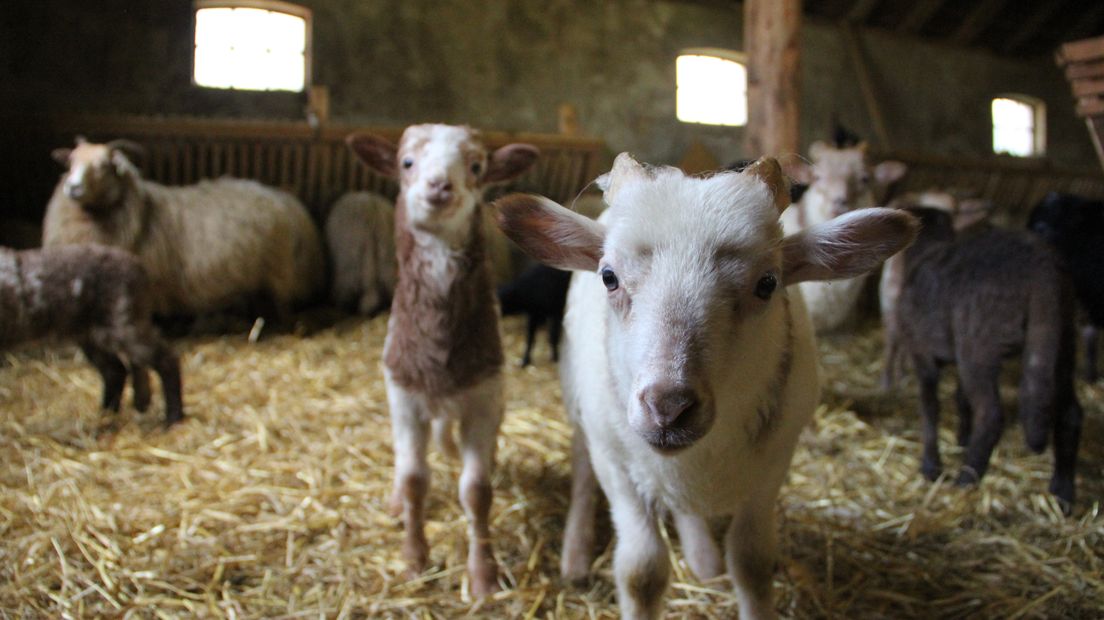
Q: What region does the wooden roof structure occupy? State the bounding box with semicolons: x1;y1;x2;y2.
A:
685;0;1104;57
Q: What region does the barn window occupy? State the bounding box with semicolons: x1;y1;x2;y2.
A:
676;50;748;127
991;96;1045;157
193;0;311;92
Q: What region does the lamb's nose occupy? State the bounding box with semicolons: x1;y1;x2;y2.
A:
428;178;453;192
639;384;700;429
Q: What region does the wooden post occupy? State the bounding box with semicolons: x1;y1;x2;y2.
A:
744;0;802;158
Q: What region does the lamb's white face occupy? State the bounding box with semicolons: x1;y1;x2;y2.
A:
398;124;488;232
598;163;786;453
805;144;875;219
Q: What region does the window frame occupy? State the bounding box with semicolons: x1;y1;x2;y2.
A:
991;94;1046;158
675;47;749;128
192;0;313;92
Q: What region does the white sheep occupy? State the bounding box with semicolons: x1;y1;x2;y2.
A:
324;191;397;315
495;154;916;619
783;140;907;332
346;124;539;597
43;138;325;323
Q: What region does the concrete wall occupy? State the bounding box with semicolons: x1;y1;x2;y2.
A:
1;0;1097;172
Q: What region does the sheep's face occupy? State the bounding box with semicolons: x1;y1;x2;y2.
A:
347;125;538;242
596;160;789;452
397;125;489;232
495;154;918;455
54;142;132;211
789;142;906;220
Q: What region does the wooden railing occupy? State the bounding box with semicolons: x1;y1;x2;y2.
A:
1057;35;1104;178
43;114;609;218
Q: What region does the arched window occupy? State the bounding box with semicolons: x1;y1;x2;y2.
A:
193;0;311;92
676;49;748;127
991;95;1045;157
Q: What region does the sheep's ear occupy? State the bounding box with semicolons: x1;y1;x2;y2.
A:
781;207;918;285
743;157;790;214
493;193;605;271
953;198;992;231
75;135;88;145
107;139;146;166
596;152;650;204
110;149;135;176
52;148;72;166
347;133;399;178
808;140;831;161
874;160;907;187
484;144;540;184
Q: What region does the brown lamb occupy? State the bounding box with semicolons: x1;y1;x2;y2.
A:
0;244;184;426
896;207;1081;508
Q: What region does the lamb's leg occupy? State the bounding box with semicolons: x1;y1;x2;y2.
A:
954;382;972;447
561;425;598;584
130;364;152;412
123;334;184;426
385;380;430;575
673;512;723;581
955;362;1004;486
80;341;127;413
1082;324;1098;382
913;355;943;481
457;385;504;597
431;417;459;460
880;322;899;391
521;314;540;367
610;496;670;620
1050;397;1082;510
724;501;779;620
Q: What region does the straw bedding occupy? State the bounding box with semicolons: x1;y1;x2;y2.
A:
0;314;1100;618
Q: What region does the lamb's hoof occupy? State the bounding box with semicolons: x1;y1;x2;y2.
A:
469;562;501;598
403;542;429;576
920;460;942;482
954;466;980;488
162;413;184;429
1049;478;1075;514
560;558;591;588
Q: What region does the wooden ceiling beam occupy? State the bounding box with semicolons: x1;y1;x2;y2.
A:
846;0;881;23
897;0;946;34
951;0;1011;46
1001;0;1069;54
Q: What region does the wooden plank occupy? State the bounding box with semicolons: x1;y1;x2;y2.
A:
744;0;802;157
1057;36;1104;66
1066;60;1104;81
1077;98;1104;117
1087;117;1104;175
841;23;891;148
1072;78;1104;98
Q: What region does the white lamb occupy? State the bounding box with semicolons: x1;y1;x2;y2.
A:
495;154;916;619
783;141;907;332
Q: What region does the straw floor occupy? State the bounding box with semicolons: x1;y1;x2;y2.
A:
0;314;1101;619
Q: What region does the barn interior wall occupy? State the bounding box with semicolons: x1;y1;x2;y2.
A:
0;0;1098;222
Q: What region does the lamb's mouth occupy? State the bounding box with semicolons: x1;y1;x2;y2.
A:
641;427;705;454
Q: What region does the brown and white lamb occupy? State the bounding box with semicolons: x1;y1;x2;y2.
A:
0;244;183;426
43;137;325;323
346;124;539;597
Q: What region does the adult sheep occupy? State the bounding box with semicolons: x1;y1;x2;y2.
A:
43;137;325;322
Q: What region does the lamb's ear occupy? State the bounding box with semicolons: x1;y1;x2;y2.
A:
596;152;649;204
484;144;540;184
873;160;907;187
493;193;605;271
743;157;790;214
782;207;918;285
51;148;72;166
347;133;399;178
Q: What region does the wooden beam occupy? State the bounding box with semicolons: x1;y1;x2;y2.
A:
1072;78;1104;98
841;23;891;148
846;0;881;22
744;0;802;157
1002;0;1068;54
1087;117;1104;176
1057;36;1104;66
1067;61;1104;81
950;0;1010;46
1078;98;1104;118
897;0;946;34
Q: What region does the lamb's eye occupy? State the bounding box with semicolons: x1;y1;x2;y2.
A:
402;157;414;170
601;267;619;292
470;162;482;175
755;273;777;300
